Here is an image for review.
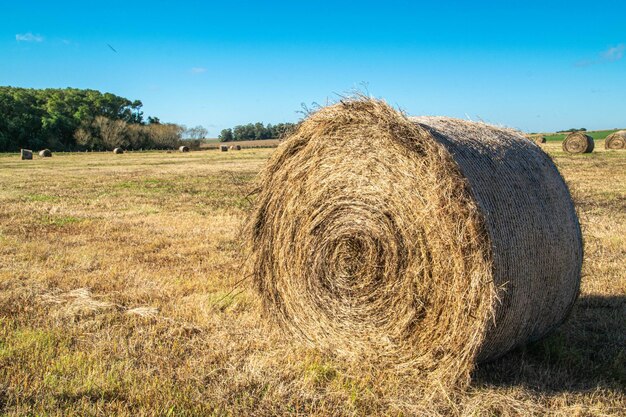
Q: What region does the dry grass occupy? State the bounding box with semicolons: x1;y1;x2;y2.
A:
0;145;624;416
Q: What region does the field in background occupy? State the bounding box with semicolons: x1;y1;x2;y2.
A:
539;129;623;142
0;142;624;416
201;138;282;149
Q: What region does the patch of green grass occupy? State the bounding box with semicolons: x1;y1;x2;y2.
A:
26;193;59;202
544;129;623;142
38;215;83;226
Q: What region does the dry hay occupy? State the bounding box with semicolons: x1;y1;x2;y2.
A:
39;149;52;157
113;147;124;154
179;145;190;152
605;130;626;150
534;136;546;144
20;149;33;160
220;145;229;152
232;144;242;150
246;98;583;392
562;132;594;153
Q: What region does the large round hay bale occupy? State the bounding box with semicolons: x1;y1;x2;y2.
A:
605;130;626;150
220;145;228;152
20;149;33;160
562;132;594;153
247;99;582;388
113;148;124;154
179;145;190;152
39;149;52;157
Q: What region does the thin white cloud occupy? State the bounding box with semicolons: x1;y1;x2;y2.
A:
16;32;44;42
191;67;207;74
574;43;625;67
602;44;625;61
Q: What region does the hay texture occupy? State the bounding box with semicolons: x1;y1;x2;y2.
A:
179;145;190;152
247;98;583;388
39;149;52;157
113;148;124;154
605;130;626;150
562;132;594;153
220;145;228;152
20;149;33;160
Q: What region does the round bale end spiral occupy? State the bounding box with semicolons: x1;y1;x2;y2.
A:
246;98;583;388
605;130;626;150
562;132;594;153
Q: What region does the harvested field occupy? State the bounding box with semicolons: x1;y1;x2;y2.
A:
202;138;282;149
0;143;624;416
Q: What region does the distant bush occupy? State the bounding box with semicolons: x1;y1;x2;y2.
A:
557;128;587;133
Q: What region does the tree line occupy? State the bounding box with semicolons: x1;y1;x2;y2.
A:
0;87;195;152
219;122;296;142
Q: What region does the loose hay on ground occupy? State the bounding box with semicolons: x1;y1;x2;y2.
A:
246;98;583;395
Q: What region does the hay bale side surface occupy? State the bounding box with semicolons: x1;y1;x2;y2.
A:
39;149;52;157
20;149;33;160
562;132;594;153
605;130;626;150
179;145;190;152
247;98;582;389
113;148;124;154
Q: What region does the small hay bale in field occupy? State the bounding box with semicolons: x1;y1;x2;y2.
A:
39;149;52;157
21;149;33;160
179;145;190;152
113;147;124;154
534;136;547;144
246;98;583;390
605;130;626;150
234;144;242;150
220;145;228;152
562;132;594;153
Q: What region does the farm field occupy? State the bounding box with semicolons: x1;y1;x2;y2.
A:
540;129;624;142
0;142;624;416
201;138;282;149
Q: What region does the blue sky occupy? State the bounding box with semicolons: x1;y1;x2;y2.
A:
1;1;625;135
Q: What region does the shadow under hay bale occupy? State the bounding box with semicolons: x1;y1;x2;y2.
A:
246;98;583;392
220;145;228;152
179;145;190;152
605;130;626;150
113;148;124;154
562;132;594;153
20;149;33;160
39;149;52;157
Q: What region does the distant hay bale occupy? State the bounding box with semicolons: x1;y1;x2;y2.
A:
179;145;190;152
234;144;242;150
534;136;547;144
562;132;594;153
605;130;626;150
39;149;52;157
220;145;228;152
246;98;582;389
113;148;124;154
20;149;33;160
